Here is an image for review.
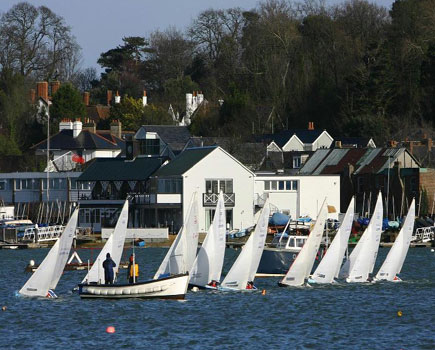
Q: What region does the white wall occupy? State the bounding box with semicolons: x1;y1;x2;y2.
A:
183;148;255;232
254;175;340;220
282;136;304;152
311;131;334;151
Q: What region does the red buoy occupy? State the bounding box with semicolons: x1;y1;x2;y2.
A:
106;326;115;333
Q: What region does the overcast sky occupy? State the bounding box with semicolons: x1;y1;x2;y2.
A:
0;0;395;70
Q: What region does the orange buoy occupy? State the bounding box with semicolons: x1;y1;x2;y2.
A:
261;289;266;295
106;326;116;333
397;310;403;317
2;306;7;311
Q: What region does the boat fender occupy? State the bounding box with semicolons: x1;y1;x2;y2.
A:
292;254;296;259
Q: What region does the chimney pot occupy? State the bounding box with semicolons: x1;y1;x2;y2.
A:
50;81;60;96
36;82;49;101
107;90;113;106
83;92;90;106
114;91;121;104
308;121;314;130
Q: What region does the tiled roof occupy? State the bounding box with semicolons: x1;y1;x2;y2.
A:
153;147;216;176
33;130;121;151
78;157;163;181
86;105;110;122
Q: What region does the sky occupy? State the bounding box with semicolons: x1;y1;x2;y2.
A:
0;0;395;70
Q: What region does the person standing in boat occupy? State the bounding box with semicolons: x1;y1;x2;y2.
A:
103;253;116;284
127;254;139;284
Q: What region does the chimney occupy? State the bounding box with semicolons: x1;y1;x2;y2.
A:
107;90;113;106
308;121;314;130
114;91;121;104
142;90;147;107
83;92;90;106
36;82;49;101
428;138;433;152
30;89;36;104
59;118;73;132
83;119;96;133
110;120;122;138
72;119;82;138
51;81;60;96
335;140;342;148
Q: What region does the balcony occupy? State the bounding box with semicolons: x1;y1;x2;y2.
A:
203;193;235;207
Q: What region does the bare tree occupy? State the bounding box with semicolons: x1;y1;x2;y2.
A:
0;2;81;80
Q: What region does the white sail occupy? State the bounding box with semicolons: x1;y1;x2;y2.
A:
81;200;129;284
221;199;270;290
345;192;383;283
19;208;79;297
280;199;328;286
153;193;199;278
190;191;226;286
311;197;355;283
375;199;415;281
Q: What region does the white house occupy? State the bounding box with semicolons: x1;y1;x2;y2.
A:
254;173;341;220
152;146;255;232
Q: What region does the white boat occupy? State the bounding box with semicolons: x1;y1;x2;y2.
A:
219;199;270;291
375;199;415;282
79;199;190;299
80;200;129;284
309;197;355;284
189;191;226;288
79;273;189;299
340;192;383;283
278;199;328;287
154;192;199;278
19;208;79;298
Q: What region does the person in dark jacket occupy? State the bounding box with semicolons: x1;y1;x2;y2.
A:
102;253;116;284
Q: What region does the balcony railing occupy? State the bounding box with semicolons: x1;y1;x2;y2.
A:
203;193;235;207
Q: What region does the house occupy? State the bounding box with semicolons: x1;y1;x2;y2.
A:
133;125;192;159
333;137;376;149
299;147;426;216
32;119;125;171
76;157;163;231
254;173;340;220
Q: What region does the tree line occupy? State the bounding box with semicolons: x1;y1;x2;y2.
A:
1;0;435;163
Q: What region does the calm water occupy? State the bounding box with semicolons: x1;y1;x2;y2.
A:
1;247;434;349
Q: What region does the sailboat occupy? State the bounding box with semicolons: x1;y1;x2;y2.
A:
153;192;199;278
219;199;270;291
375;199;415;282
278;199;328;287
340;191;383;283
19;207;79;298
309;197;355;284
79;199;189;299
189;191;226;289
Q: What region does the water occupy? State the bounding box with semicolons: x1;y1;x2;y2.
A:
1;247;434;349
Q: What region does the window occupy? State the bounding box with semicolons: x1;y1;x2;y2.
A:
0;180;6;191
293;156;301;169
158;179;182;193
140;139;160;155
205;179;233;194
264;179;298;191
271;181;277;190
265;181;270;190
292;180;298;191
278;181;285;190
285;181;291;190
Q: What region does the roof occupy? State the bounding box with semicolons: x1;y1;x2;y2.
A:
78;157;163;181
333;137;374;148
86;105;110;122
256;129;326;148
135;125;191;153
299;148;418;175
153;147;216;177
33;130;122;151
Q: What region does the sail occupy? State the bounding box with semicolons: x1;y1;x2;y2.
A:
280;199;328;286
345;192;383;282
311;197;355;283
375;199;415;281
153;193;199;278
190;191;226;286
19;208;79;297
221;200;270;290
81;200;129;284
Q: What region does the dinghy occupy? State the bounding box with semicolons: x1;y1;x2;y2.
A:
79;199;189;299
340;192;383;283
219;200;270;291
278;199;328;287
19;208;79;298
309;197;355;284
189;191;226;289
375;199;415;282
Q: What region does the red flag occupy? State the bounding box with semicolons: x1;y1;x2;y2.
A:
72;153;85;164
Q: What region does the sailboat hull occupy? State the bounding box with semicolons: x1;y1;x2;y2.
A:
78;273;189;300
